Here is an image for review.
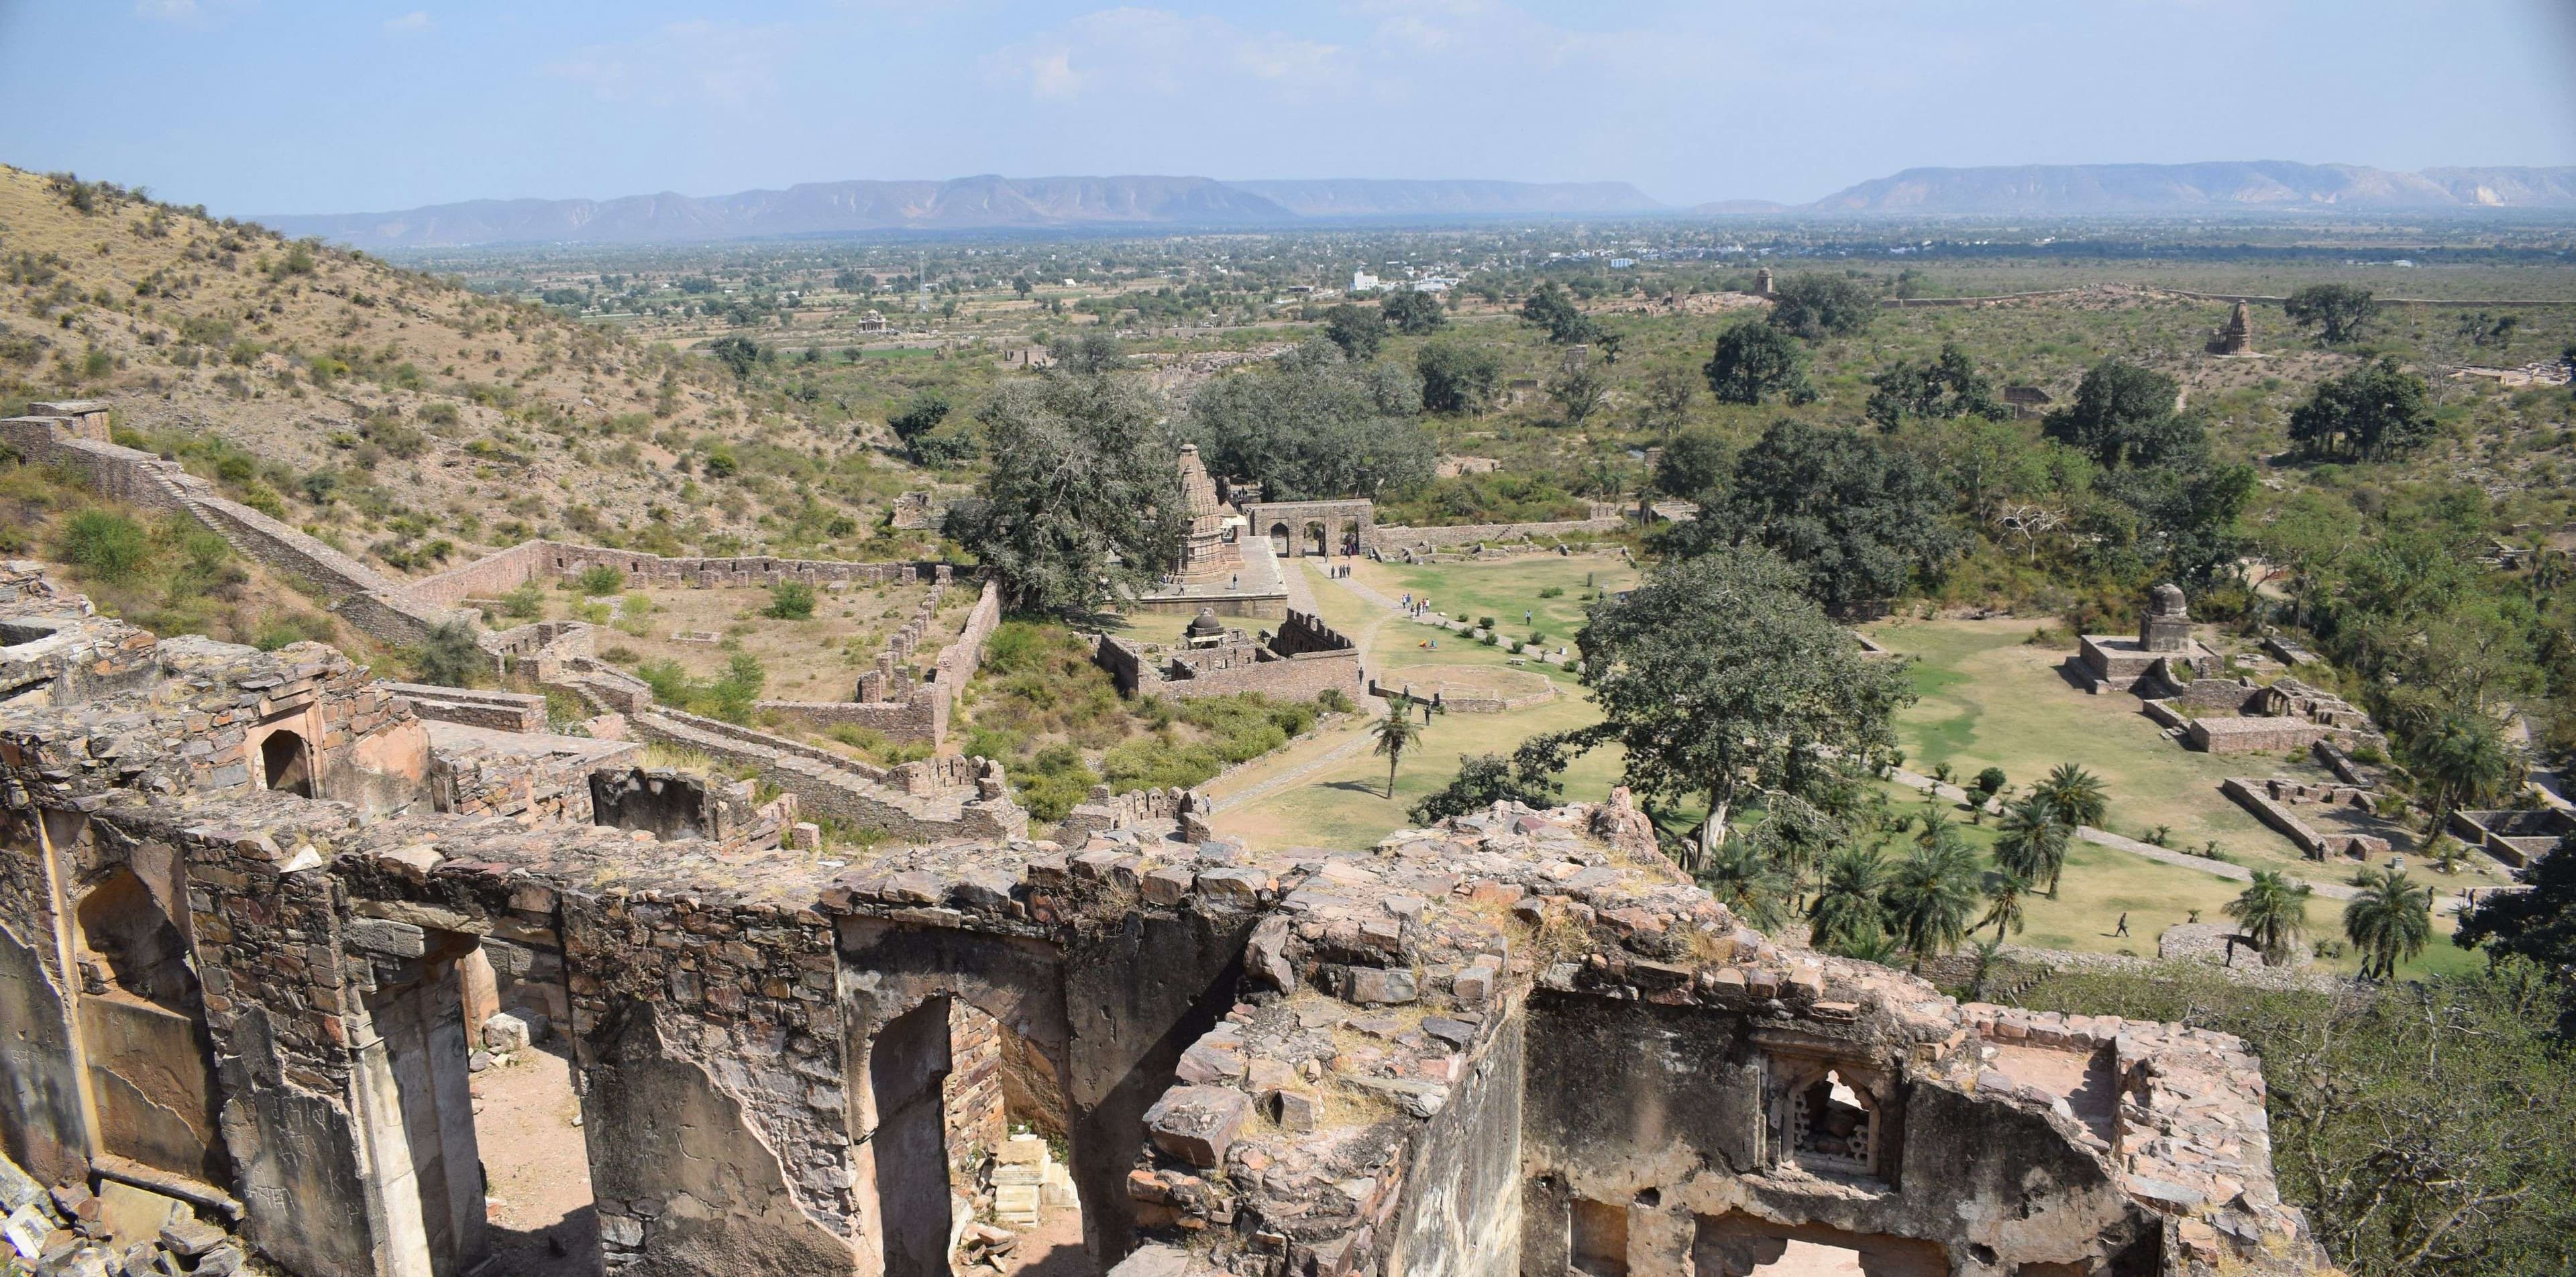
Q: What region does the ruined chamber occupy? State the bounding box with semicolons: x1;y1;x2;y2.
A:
0;559;2332;1277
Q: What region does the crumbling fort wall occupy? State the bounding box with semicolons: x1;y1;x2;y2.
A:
0;565;2333;1277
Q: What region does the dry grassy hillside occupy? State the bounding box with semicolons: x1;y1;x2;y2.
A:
0;166;930;580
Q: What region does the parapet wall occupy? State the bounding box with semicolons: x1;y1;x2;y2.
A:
1367;517;1622;553
404;539;957;608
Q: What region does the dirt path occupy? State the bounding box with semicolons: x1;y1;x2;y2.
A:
471;1045;598;1277
1210;563;1407;815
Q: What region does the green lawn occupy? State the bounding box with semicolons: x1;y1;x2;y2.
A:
1864;618;2517;895
1356;553;1639;647
1208;557;1627;850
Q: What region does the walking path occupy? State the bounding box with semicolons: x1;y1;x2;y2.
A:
1209;562;1409;815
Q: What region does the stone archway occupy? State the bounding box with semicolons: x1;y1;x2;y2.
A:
1305;522;1328;557
1269;523;1290;556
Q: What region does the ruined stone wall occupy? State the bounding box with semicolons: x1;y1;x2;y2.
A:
0;418;468;645
386;683;547;733
1367;518;1622;553
624;708;1027;844
404;540;953;607
945;1001;1010;1184
1387;1003;1523;1277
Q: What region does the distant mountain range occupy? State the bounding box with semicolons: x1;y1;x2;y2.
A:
258;162;2576;249
256;175;1665;249
1794;162;2576;215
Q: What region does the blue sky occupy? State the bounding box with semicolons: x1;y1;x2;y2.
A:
3;0;2573;215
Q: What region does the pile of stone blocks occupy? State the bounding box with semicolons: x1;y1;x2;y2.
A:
989;1134;1076;1228
0;1151;244;1277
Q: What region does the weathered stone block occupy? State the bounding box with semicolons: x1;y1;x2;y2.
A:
1343;966;1417;1005
343;918;426;957
1144;1087;1251;1168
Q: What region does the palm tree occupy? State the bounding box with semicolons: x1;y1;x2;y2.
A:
1369;705;1424;800
1884;838;1982;962
2032;763;2108;828
1976;868;2031;940
1913;808;1956;850
1701;836;1790;930
2343;867;2436;981
1831;922;1903;966
2408;712;2521;838
1807;844;1889;953
2222;871;2313;967
1994;795;2073;897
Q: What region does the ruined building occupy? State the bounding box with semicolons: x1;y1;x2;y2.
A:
2206;304;2253;356
1;563;2332;1277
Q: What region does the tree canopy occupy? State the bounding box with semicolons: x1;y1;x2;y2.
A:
2041;359;2190;470
1766;272;1878;341
1188;340;1434;500
944;366;1187;617
1560;545;1917;849
1416;341;1501;416
2288;357;2438;461
2283;284;2379;345
1865;342;2004;431
1379;288;1446;335
1321;304;1387;361
1664;418;1962;616
1519;281;1599;345
1703;320;1817;405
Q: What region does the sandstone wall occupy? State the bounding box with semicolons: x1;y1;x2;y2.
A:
1368;518;1622;553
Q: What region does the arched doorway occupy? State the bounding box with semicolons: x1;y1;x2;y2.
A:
1268;522;1290;555
74;867;227;1185
261;729;313;797
871;997;955;1277
1305;522;1328;557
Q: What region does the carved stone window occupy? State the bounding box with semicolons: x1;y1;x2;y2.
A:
1790;1070;1876;1174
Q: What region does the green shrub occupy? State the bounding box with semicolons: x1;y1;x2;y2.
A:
1317;687;1354;714
500;581;545;618
1101;736;1226;793
253;612;337;651
1477;616;1497;630
410;620;484;687
1537;586;1564;598
576;564;625;596
58;509;151;582
1016;743;1102;823
765;581;816;620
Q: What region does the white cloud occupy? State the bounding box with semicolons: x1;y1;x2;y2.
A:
383;11;431;35
550;21;791;112
985;7;1348;105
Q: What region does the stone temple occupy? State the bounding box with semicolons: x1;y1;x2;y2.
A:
0;561;2334;1277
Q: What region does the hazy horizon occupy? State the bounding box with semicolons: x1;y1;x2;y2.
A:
3;0;2574;217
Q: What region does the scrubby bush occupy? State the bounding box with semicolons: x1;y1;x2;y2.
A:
765;581;816;620
58;509;151;582
411;620;484;687
576;565;625;596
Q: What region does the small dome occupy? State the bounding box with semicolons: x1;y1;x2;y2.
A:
1186;608;1225;636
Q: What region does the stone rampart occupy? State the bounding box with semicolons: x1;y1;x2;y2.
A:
1366;517;1622;554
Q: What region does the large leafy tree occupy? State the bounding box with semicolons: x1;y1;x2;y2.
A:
1664;418;1962;616
1379;288;1446;335
1561;546;1917;852
943;367;1187;617
1864;342;2005;431
2224;871;2314;966
1766;272;1878;341
2288;357;2438;461
1519;281;1599;345
1703;320;1817;405
1416;341;1501;416
2042;359;2189;470
2345;867;2437;981
2454;832;2576;981
2283;283;2379;345
1189;340;1434;500
1651;427;1732;500
1321;304;1386;361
